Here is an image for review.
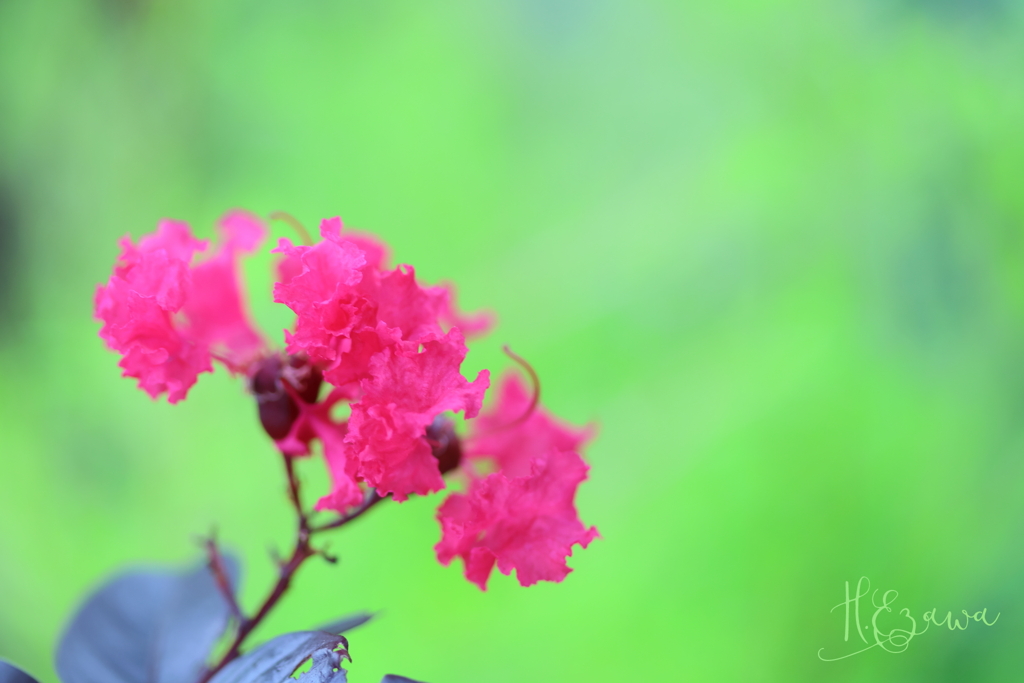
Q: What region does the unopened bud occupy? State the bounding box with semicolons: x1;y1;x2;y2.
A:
251;354;324;441
426;416;463;475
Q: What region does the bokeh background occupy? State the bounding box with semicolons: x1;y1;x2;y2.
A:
3;0;1024;681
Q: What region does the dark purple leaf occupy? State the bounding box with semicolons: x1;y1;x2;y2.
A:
380;676;427;683
208;632;350;683
155;557;241;683
0;660;40;683
55;557;240;683
56;570;174;683
315;612;373;635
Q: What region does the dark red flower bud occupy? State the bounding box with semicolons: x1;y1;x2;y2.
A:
426;415;463;475
284;354;324;404
251;354;323;441
252;356;297;440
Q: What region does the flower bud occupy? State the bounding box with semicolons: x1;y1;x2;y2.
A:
251;355;323;441
252;356;296;441
426;415;463;475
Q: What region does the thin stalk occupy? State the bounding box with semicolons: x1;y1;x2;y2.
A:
196;456;384;683
310;491;384;533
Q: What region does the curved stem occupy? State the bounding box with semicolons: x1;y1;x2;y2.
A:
500;345;540;426
269;211;314;246
310;491;384;533
470;345;542;440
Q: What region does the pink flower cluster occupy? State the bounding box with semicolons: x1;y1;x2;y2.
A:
95;212;597;590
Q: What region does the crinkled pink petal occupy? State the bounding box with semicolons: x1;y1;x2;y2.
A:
467;371;594;478
181;211;267;371
435;450;599;590
345;329;490;500
465;547;498;590
345;403;442;502
111;221;206;306
375;266;492;341
320;322;401;388
273;232;371;368
111;290;213;403
361;329;489;419
319;216;390;271
95;224;211;403
276;249;304;287
375;265;449;342
311;412;364;512
315;261;475;386
219;210;265;251
114;220;207;281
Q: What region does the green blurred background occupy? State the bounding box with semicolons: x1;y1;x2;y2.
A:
3;0;1024;680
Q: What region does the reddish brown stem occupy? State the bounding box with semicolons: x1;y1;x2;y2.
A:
501;345;540;426
471;346;542;440
269;211;314;246
197;455;383;683
204;529;315;680
283;453;308;532
309;491;385;533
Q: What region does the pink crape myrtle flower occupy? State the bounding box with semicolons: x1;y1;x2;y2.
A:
435;372;600;590
94;211;267;402
95;210;598;591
